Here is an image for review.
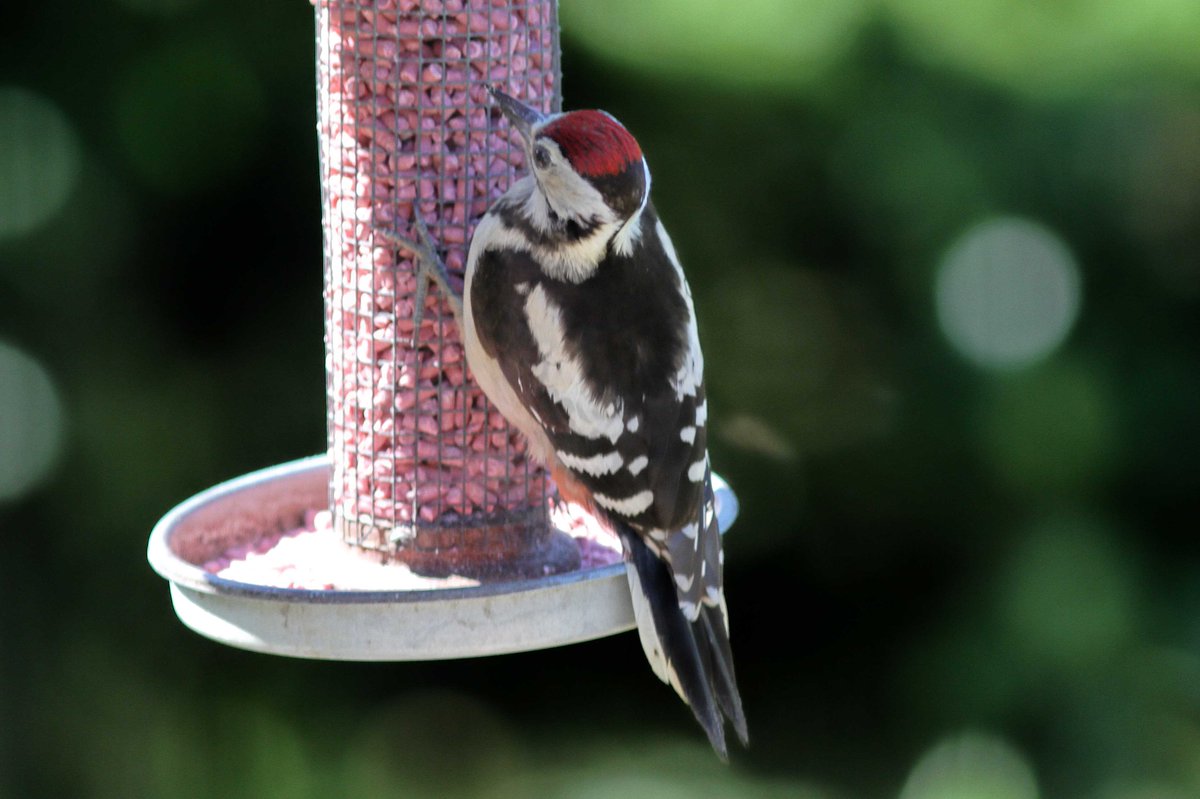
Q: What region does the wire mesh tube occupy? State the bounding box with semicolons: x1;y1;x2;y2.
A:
316;0;577;577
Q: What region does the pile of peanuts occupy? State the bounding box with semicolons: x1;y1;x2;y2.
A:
317;0;558;543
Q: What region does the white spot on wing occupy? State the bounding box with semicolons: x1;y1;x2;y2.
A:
557;450;624;476
675;572;694;591
594;489;654;517
694;399;707;428
626;415;640;433
680;426;696;444
627;455;649;476
687;459;706;482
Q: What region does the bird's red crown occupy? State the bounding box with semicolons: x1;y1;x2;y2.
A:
541;110;643;178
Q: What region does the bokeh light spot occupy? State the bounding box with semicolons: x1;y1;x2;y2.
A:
900;731;1039;799
0;341;66;502
936;217;1081;370
0;87;81;239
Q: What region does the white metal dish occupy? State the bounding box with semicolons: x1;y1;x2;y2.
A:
147;454;738;661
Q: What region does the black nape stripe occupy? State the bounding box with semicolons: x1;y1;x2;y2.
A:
497;203;602;248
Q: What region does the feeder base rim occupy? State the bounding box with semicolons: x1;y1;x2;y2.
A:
147;454;738;660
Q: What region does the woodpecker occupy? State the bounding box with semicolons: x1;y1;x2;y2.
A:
388;87;747;758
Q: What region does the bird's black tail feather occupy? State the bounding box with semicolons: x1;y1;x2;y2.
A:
699;601;749;746
620;527;748;759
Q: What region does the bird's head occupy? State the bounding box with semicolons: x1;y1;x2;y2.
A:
489;86;649;231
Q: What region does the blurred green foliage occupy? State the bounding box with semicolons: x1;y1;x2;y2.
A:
3;1;1200;797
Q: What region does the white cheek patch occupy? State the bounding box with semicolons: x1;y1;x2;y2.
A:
479;177;612;284
517;159;622;283
544;166;610;221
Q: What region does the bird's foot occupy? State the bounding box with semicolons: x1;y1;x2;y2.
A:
375;216;464;346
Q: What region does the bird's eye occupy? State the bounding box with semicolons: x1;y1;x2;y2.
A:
533;144;552;170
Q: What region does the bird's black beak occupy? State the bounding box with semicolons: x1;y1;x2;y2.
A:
487;85;547;145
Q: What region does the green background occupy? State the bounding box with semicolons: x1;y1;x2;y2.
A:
3;1;1200;796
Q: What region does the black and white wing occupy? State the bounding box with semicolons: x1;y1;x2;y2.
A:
468;204;747;756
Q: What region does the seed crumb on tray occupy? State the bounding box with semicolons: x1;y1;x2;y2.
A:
204;501;624;591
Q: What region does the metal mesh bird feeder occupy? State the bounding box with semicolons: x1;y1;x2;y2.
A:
317;0;575;577
148;0;741;660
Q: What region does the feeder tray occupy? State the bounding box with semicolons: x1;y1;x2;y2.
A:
147;454;738;660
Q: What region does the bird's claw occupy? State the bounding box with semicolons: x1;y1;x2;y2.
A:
374;216;464;347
